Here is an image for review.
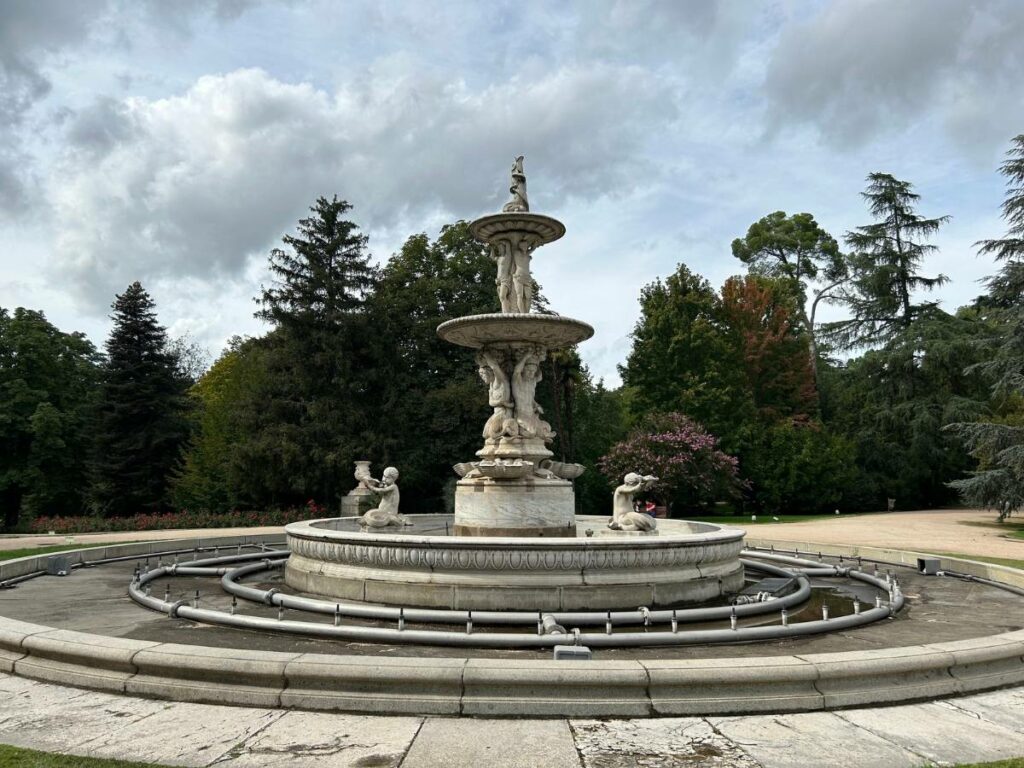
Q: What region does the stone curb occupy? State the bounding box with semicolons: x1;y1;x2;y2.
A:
0;536;1022;716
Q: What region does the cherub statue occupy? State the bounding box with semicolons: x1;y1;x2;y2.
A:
609;473;659;532
502;155;529;213
359;467;411;528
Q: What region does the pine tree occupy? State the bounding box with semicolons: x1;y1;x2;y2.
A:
948;135;1024;519
826;173;949;349
90;282;189;516
235;197;379;508
731;211;849;388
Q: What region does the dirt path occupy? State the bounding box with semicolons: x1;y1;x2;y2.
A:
2;509;1021;560
749;508;1023;559
0;526;284;552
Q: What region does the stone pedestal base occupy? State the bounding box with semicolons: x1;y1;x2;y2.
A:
340;489;373;517
454;476;576;537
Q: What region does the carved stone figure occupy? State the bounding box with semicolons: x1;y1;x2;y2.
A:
502;155;529;213
511;236;534;312
511;345;554;441
609;473;659;532
359;467;411;528
491;241;516;313
477;349;517;441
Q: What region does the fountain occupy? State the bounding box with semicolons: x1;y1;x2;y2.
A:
284;158;746;610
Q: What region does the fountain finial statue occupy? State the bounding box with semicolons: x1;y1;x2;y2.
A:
502;155;529;213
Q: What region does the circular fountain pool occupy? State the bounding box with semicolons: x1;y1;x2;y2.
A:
284;514;746;610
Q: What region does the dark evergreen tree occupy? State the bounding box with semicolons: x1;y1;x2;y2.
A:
826;173;949;349
233;197;380;508
0;308;101;529
90;283;189;516
948;134;1024;519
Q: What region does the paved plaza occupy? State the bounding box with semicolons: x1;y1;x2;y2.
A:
0;672;1022;767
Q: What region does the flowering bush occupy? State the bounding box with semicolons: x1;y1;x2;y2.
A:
27;507;307;535
599;412;742;510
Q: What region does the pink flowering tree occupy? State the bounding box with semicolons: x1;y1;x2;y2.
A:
598;412;742;511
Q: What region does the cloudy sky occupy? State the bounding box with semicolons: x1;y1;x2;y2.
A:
2;0;1023;384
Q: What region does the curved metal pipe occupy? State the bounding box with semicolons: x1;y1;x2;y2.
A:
218;558;815;627
129;568;902;648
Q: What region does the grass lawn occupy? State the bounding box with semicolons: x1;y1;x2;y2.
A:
0;542;137;562
0;745;167;767
928;551;1024;572
948;760;1024;768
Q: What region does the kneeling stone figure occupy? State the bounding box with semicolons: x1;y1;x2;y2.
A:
609;472;659;532
359;467;411;528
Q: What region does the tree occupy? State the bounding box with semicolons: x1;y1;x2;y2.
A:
598;412;742;512
822;310;988;509
368;222;498;512
619;263;752;442
90;283;189;516
720;274;817;421
236;196;380;508
826;173;949;350
947;134;1024;519
731;211;849;385
0;308;101;529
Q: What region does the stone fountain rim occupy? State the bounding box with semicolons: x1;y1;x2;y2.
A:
285;514;745;549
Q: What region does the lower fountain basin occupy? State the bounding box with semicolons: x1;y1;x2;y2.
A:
284;514;745;611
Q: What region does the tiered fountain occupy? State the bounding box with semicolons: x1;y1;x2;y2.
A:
284;158;745;610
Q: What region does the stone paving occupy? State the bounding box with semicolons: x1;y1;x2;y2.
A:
1;672;1021;767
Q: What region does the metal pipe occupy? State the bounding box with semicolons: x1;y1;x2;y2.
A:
218;558;815;627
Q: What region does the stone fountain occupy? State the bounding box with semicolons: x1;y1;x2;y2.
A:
284;158;745;610
438;155;593;536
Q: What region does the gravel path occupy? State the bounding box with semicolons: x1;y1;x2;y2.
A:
2;508;1021;560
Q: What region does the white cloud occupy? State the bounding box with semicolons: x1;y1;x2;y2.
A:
48;63;675;305
764;0;1024;156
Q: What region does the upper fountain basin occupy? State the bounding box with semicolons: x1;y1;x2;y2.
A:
469;213;565;245
437;313;595;349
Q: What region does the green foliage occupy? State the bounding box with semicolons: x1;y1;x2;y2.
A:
619;263;753;441
947;134;1024;519
0;308;101;530
369;222;499;511
826;173;949;349
230;197;380;509
737;420;857;513
822;310;989;509
89;283;190;517
565;371;629;515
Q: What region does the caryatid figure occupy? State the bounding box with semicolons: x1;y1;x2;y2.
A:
490;241;516;313
511;236;535;313
511;346;554;441
476;349;516;441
